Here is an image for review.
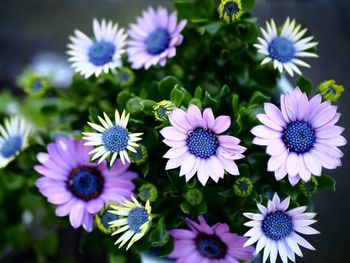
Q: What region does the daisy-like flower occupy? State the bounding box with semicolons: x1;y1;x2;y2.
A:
127;6;187;69
82;109;143;165
153;100;174;122
0;116;31;168
233;177;253;197
317;79;344;103
169;215;255;263
67;19;127;78
218;0;244;24
243;193;319;263
35;137;137;232
255;18;318;76
109;195;152;250
160;104;246;186
251;87;346;186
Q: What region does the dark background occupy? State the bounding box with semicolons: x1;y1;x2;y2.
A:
0;0;349;262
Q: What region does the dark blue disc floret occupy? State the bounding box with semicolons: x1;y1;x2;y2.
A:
268;37;295;63
262;211;293;240
282;121;315;153
102;126;129;153
88;41;115;66
100;210;119;229
1;135;22;158
145;27;170;55
68;167;104;200
223;1;240;22
195;234;227;259
128;207;149;232
187;128;219;159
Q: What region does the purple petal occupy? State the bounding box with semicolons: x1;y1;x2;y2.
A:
267;150;288;171
264;103;287;126
316;125;344;139
179;154;196;176
303;152;322;176
217;156;239;175
287;152;300;177
86;198;104;214
167;11;177;33
257;114;283;131
275;162;287;181
160;127;187;140
212;116;231;134
164;146;188;159
168;229;196;239
34;165;66;181
168;108;193;132
56;199;76;217
209;156;224;179
202;108;215;130
311;105;337;128
163;139;187;148
82;212;94;232
251;125;281;139
69;201;86;228
266;141;286;156
299;154;311;181
197;159;209;186
165;153;188;170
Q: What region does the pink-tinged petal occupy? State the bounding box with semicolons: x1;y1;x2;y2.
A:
279;197;290;211
212;116;231;134
303;152;322;176
321;113;340;128
280;94;291;122
272;193;281;207
296;93;309;121
252;137;271;146
266;141;286;156
316;125;344;139
163;146;188;158
307;101;331;123
209;156;225;179
256;114;283;131
167;11;177;33
165;153;188;170
313;143;344;158
257;204;268;215
288;174;301;186
55;199;76;217
163;139;187;148
251;125;282;139
311;106;337;128
278;240;288;263
169;229;196;239
275;162;287;181
185;157;200;182
168;108;193;132
267;199;276;212
218;135;240;145
311;149;340;169
47;142;73;170
213;223;230;235
264;103;287;126
173;19;187;36
203;108;215;130
82;212;94;232
270;242;278;263
160;127;188;140
305;94;322;119
318;135;347;147
180;154;196;176
267;150;288;171
187;104;202;120
287;152;300;177
86;199;104;214
197;159;210;186
169;241;195;257
285;236;303;257
287;206;307;216
34;165;66;181
218;156;239;175
284;92;298;121
69;201;85;228
291;232;315;250
299;154;311;181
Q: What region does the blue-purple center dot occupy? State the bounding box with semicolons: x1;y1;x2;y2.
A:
1;135;22;158
88;41;115;66
223;1;240;22
282;121;315;153
187;128;218;159
128;207;149;232
145;27;170;55
262;211;293;240
102;126;129;153
196;234;227;259
100;209;119;229
268;37;295;63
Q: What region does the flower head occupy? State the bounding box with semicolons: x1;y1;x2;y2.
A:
244;193;319;263
17;70;50;96
218;0;244;23
127;6;187;69
169;215;254;263
160;104;246;186
129;144;148;165
153;100;174;122
109;195;152;250
67;19;127;78
0;116;31;168
318;79;344;103
233;177;253;197
82;110;143;165
35;137;138;232
251;87;346;186
115;67;135;88
95;203;119;234
138;183;158;202
255;18;318;76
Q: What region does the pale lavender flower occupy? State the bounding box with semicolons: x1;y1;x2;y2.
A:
244;193;319;263
35;137;137;232
127;6;187;69
251;87;346;186
160;104;246;186
169;215;255;263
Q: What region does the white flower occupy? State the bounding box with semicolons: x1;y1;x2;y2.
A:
254;18;318;76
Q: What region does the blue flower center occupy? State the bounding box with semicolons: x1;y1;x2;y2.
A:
157;106;168;119
127;207;149;232
262;211;293;240
187;128;218;159
88;41;115;66
68;167;104;200
118;71;130;83
282;121;315;153
327;85;336;96
196;234;227;259
224;1;240;22
145;28;170;55
32;79;43;93
102;126;129;153
100;209;119;229
1;135;22;158
268;37;295;63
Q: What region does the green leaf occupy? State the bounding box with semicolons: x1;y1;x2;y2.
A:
140;99;156;115
170;85;185;107
249;91;270;106
238;164;250;177
242;0;256;10
159;76;182;99
117;90;131;108
317;175;336;191
194;86;203;99
202;21;224;35
297;76;313;95
126;98;144;113
203;91;217;110
180;201;191;214
149;217;170;247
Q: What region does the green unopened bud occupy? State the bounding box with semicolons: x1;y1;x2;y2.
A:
17;70;50;97
138;183;158;202
116;67;135;88
299;177;318;196
129;144;148;165
184;189;203;206
218;0;244;24
233;177;253;197
95;203;119;234
153;100;174;122
318;80;344;103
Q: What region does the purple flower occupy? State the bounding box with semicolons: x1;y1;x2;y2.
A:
169;215;255;263
160;104;246;186
251;87;346;186
127;6;187;69
35;137;137;232
243;193;319;263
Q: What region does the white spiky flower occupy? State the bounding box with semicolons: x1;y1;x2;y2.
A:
67;19;127;78
0;116;31;168
82;109;142;165
254;18;318;76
